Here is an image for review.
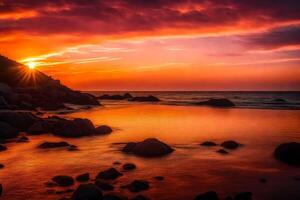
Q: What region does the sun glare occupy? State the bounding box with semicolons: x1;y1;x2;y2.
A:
27;62;36;69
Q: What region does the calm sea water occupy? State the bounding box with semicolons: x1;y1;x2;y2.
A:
89;91;300;110
0;92;300;200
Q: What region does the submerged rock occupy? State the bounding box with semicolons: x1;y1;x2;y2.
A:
76;173;90;182
132;195;150;200
38;141;70;149
216;149;229;154
274;142;300;166
96;168;123;180
103;194;127;200
95;125;113;135
0;144;7;152
122;138;174;157
123;163;136;170
234;192;252;200
129;95;160;102
95;180;114;191
0;121;19;139
0;184;2;196
72;184;103;200
221;140;240;150
68;145;79;151
194;191;219;200
200;141;217;147
52;175;74;187
0;164;4;169
128;180;150;192
195;98;235;107
154;176;164;181
97;93;133;100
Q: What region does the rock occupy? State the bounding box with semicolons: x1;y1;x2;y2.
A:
44;181;58;187
0;164;4;169
0;121;19;139
103;194;126;200
195;98;235;107
95;125;113;135
95;180;114;191
27;121;50;135
123;163;136;170
216;149;229;154
113;161;121;165
17;136;29;143
129;95;160;102
76;173;90;182
200;141;217;147
274;142;300;166
0;184;2;196
132;195;150;200
221;140;240;150
68;145;79;151
56;189;74;194
122;138;174;157
52;175;74;187
124;93;133;99
273;98;286;103
72;183;103;200
194;191;219;200
154;176;164;181
128;180;150;192
0;144;7;151
40;102;67;111
38;141;70;149
0;111;40;131
234;192;252;200
96;168;123;180
122;142;137;153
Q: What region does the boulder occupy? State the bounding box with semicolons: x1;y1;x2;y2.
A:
195;98;235;107
129;95;160;102
72;184;103;200
95;125;113;135
95;180;114;191
97;93;133;100
76;173;90;182
216;149;229;154
96;168;123;180
0;121;19;139
128;180;150;192
200;141;217;147
132;195;150;200
103;194;127;200
38;141;70;149
234;192;252;200
0;144;7;152
194;191;219;200
27;121;50;135
0;164;4;169
68;145;79;151
274;142;300;166
154;176;164;181
52;175;74;187
123;163;136;170
221;140;240;150
122;138;174;157
0;183;2;196
0;111;40;131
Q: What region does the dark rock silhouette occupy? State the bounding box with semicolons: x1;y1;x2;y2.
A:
0;96;9;109
0;144;7;151
17;136;29;143
95;180;114;191
0;111;40;131
200;141;217;146
194;191;219;200
68;145;79;151
0;184;2;196
132;194;150;200
221;140;240;150
0;164;4;169
0;55;100;111
96;168;123;180
274;142;300;166
72;183;103;200
128;180;150;192
103;194;126;200
216;149;229;154
154;176;164;181
52;175;74;186
97;93;133;100
195;98;235;107
0;121;19;139
95;125;113;135
76;173;90;182
122;138;174;157
234;192;252;200
123;163;136;170
129;95;160;102
38;141;70;149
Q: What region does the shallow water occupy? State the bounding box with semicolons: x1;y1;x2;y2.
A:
1;104;300;200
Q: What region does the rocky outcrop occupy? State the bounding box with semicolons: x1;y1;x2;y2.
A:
38;141;70;149
0;111;40;131
95;180;114;191
200;141;217;147
129;95;160;102
0;121;19;139
96;168;123;180
122;138;174;157
72;184;103;200
52;175;74;186
274;142;300;166
128;180;150;192
95;125;113;135
76;173;90;182
221;140;240;150
195;98;235;107
97;93;133;100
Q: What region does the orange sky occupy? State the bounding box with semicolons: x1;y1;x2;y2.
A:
1;0;300;91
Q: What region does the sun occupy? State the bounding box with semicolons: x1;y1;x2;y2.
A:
27;62;37;69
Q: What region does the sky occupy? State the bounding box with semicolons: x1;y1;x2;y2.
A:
0;0;300;91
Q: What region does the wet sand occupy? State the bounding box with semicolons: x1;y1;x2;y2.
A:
1;104;300;200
